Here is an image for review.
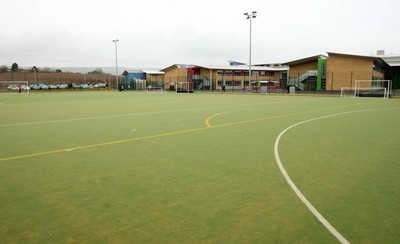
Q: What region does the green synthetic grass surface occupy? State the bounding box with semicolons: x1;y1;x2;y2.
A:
0;92;399;243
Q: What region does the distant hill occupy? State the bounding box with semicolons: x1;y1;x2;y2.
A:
60;67;133;74
17;66;147;75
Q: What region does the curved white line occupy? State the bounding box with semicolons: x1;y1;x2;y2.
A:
274;112;351;244
274;108;399;243
0;99;308;127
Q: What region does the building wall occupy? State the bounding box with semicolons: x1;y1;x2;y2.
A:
289;60;318;78
326;55;375;90
163;67;187;84
163;66;286;90
146;74;164;83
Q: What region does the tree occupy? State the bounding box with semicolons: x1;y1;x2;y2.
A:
11;63;18;72
88;68;104;74
55;69;63;73
0;65;8;73
41;67;52;73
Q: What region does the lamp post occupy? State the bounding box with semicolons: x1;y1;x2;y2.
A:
244;11;257;91
32;66;38;85
112;39;119;90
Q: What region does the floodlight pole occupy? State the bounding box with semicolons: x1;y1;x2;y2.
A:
112;39;119;90
33;67;37;85
244;11;257;91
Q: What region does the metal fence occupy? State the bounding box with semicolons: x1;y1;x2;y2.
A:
2;71;399;96
0;71;122;91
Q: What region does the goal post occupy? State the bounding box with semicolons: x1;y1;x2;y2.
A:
176;82;194;93
0;81;30;94
146;85;166;94
340;87;355;98
354;80;392;99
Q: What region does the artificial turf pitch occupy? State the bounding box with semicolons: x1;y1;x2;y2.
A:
0;92;399;243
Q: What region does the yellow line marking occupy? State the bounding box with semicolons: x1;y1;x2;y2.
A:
0;127;208;162
0;100;380;162
205;110;241;128
205;100;377;129
205;114;218;128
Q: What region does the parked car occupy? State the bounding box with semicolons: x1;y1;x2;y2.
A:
7;85;18;90
39;84;49;90
94;83;107;88
29;85;39;90
59;84;68;89
80;84;90;89
48;85;57;89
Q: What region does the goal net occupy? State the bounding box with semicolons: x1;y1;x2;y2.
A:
176;82;194;93
0;81;30;94
146;85;166;94
354;80;391;99
340;87;355;98
341;80;392;99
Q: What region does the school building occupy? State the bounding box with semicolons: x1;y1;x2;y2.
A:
284;51;400;92
123;51;400;93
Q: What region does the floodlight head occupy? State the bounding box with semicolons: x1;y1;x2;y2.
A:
244;12;248;16
252;11;257;14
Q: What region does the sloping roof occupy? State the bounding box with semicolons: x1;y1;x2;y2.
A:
194;64;288;71
282;54;327;66
161;64;196;72
327;52;388;66
379;55;400;67
161;64;288;72
327;52;378;59
142;70;165;75
122;70;145;76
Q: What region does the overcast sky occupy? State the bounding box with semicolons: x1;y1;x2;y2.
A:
1;0;399;71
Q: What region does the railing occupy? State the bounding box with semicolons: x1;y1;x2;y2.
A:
288;70;318;90
193;75;211;90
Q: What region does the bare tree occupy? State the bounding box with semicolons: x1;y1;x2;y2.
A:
11;63;18;72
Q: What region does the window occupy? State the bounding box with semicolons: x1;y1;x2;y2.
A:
234;71;242;76
260;71;266;76
217;80;223;86
244;71;249;76
267;71;275;76
224;70;232;76
217;70;223;76
234;80;241;86
244;80;249;86
225;80;232;86
252;71;259;76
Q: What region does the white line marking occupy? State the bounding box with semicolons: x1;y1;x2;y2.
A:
274;108;399;243
131;129;137;132
0;98;318;127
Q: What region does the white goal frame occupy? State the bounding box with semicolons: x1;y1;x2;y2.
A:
146;85;166;94
175;82;194;93
0;81;30;94
341;80;392;99
354;80;391;99
340;87;355;98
